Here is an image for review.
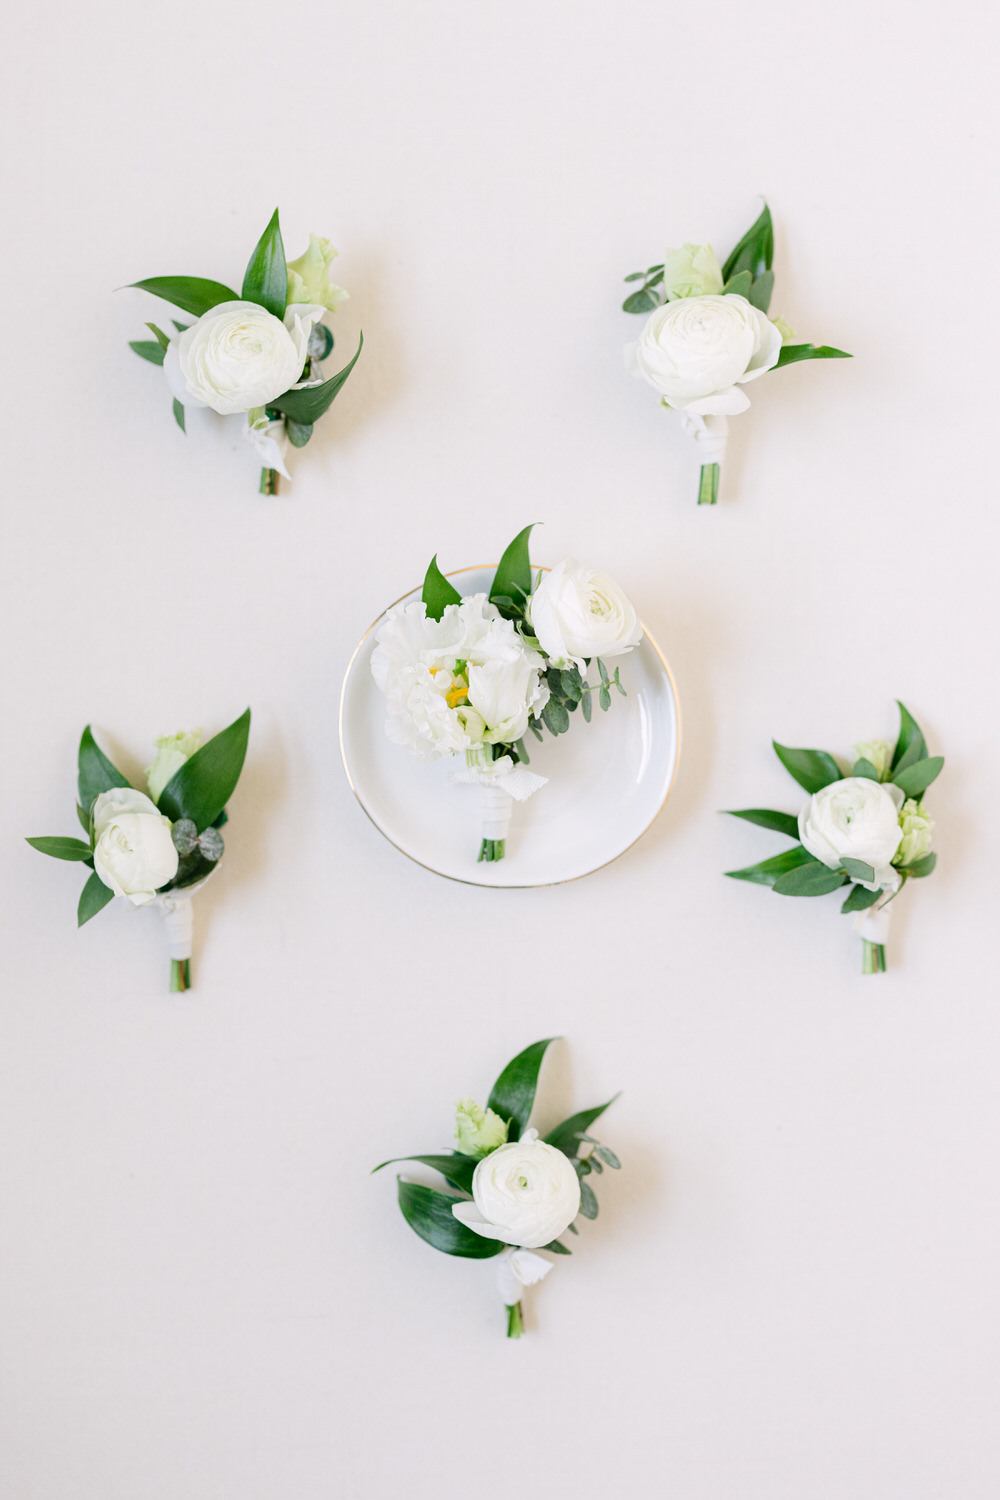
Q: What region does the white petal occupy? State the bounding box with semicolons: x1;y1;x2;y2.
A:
451;1201;508;1241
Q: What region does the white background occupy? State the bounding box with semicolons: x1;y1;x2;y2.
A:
1;2;997;1496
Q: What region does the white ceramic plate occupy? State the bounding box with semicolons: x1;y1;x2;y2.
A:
339;568;681;887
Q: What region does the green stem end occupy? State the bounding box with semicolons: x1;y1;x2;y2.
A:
506;1301;524;1339
862;940;886;975
259;467;280;496
478;838;506;863
697;462;720;506
169;957;191;993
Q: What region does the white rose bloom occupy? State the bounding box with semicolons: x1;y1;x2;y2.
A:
660;242;725;300
371;594;548;762
528;560;642;671
452;1130;581;1249
799;777;905;892
164;299;325;416
92;787;179;906
626;293;782;415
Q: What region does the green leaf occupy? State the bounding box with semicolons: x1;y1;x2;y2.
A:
422;555;462;621
543;1239;573;1255
841;883;882;914
76;804;91;835
77;726;130;815
372;1153;477;1195
722;270;753;299
541;699;570;736
725;844;817;887
724;807;799;839
580;690;592;723
840;857;875;884
172;398;186;433
268;333;363;424
127;277;239;318
891;701;927;771
747;270;774;312
78;871;113;926
559;668;583;704
775;343;852;368
773;740;843;794
156;708;250;833
772;863;847;897
129;339;165;365
241;207;287;319
904;852;937;878
487;1038;556;1143
312;324;334;360
622;287;660;314
26;836;93;861
852;757;881;781
594;1145;621;1169
578;1181;599;1219
623;272;646;283
146;321;170;352
396;1180;503;1259
490;525;536;616
543;1095;620;1158
722;202;774;281
893;756;944;798
285;420;313;448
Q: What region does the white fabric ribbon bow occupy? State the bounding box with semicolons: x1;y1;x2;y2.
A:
495;1247;554;1307
450;753;548;842
678;411;729;465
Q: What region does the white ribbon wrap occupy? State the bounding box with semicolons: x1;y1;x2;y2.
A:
496;1247;554;1307
678;411;728;465
450;754;548;844
150;871;216;961
853;896;893;946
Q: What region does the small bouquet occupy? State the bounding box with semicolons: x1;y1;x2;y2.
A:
126;209;362;494
622;203;850;504
374;1038;620;1338
370;525;643;862
27;711;250;991
725;703;942;973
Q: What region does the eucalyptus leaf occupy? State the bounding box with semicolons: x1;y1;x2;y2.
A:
77;726;130;814
543;1095;620;1158
904;852;937;878
580;691;592;723
156;709;250;833
725;844;817;887
775;343;852;368
542;700;570;735
396;1181;503;1259
78;871;113;926
721;202;774;281
623;272;646;283
840;858;875;884
852;757;881;781
172;399;185;432
127;277;239;318
490;525;536;616
747;270;774;312
487;1037;556;1143
841;883;882;914
241;207;287;319
622;287;661;314
773;740;843;794
269;333;363;424
594;1145;621;1169
373;1153;477;1195
543;1239;573;1255
724;807;799;838
722;270;753;299
598;684;611;712
422;555;462;621
129;339;165;365
892;757;943;798
891;702;927;771
772;863;847;897
578;1181;599;1219
26;836;94;861
286;420;313;448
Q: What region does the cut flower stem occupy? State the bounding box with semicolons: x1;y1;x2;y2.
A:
259;467;280;496
506;1301;524;1339
862;940;886;975
169;957;191;993
478;838;506;863
697;463;720;505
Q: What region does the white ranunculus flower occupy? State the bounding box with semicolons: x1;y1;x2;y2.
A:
660;242;725;300
164;300;325;416
452;1130;581;1249
371;594;549;761
528;560;642;671
799;777;905;892
92;787;179;906
626;293;782;415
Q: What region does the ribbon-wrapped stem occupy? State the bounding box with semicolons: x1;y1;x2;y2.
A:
505;1301;525;1339
862;940;887;975
854;893;892;976
452;749;548;866
680;412;728;506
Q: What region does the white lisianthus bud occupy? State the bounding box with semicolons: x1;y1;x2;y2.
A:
527;560;642;672
92;788;179;906
146;729;202;805
853;739;893;780
894;799;934;868
626;293;781;415
455;1098;509;1157
164;300;324;415
286;234;349;311
660;242;725;300
799;777;905;892
451;1129;581;1248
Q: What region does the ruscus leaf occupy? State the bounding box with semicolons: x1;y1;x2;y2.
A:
422;555;462;621
775;343;852;368
722;202;774;281
490;525;536;617
372;1153;477;1195
396;1181;503;1259
543;1095;620;1158
77;726;130;814
78;871;113;926
156;709;250;833
725;845;817;887
127;277;239;318
892;757;944;798
241;207;287;319
26;836;94;861
487;1038;557;1143
772;863;847;897
268;333;363;424
724;808;799;838
773;741;843;794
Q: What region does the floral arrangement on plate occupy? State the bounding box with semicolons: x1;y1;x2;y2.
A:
725;703;942;973
621;202;850;504
374;1038;620;1338
27;711;250;991
125;209;361;494
370;525;643;863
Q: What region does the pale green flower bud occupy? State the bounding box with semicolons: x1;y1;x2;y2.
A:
894;799;934;867
455;1097;508;1157
286;235;349;311
854;739;893;780
146;729;202;805
661;243;724;300
771;315;796;344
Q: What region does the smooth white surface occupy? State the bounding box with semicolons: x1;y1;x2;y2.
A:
1;3;998;1497
341;568;679;885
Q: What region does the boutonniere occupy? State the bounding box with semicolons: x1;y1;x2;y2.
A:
27;711;250;991
725;703;942;973
622;203;850;504
369;525;643;863
125;209;362;494
374;1039;620;1338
